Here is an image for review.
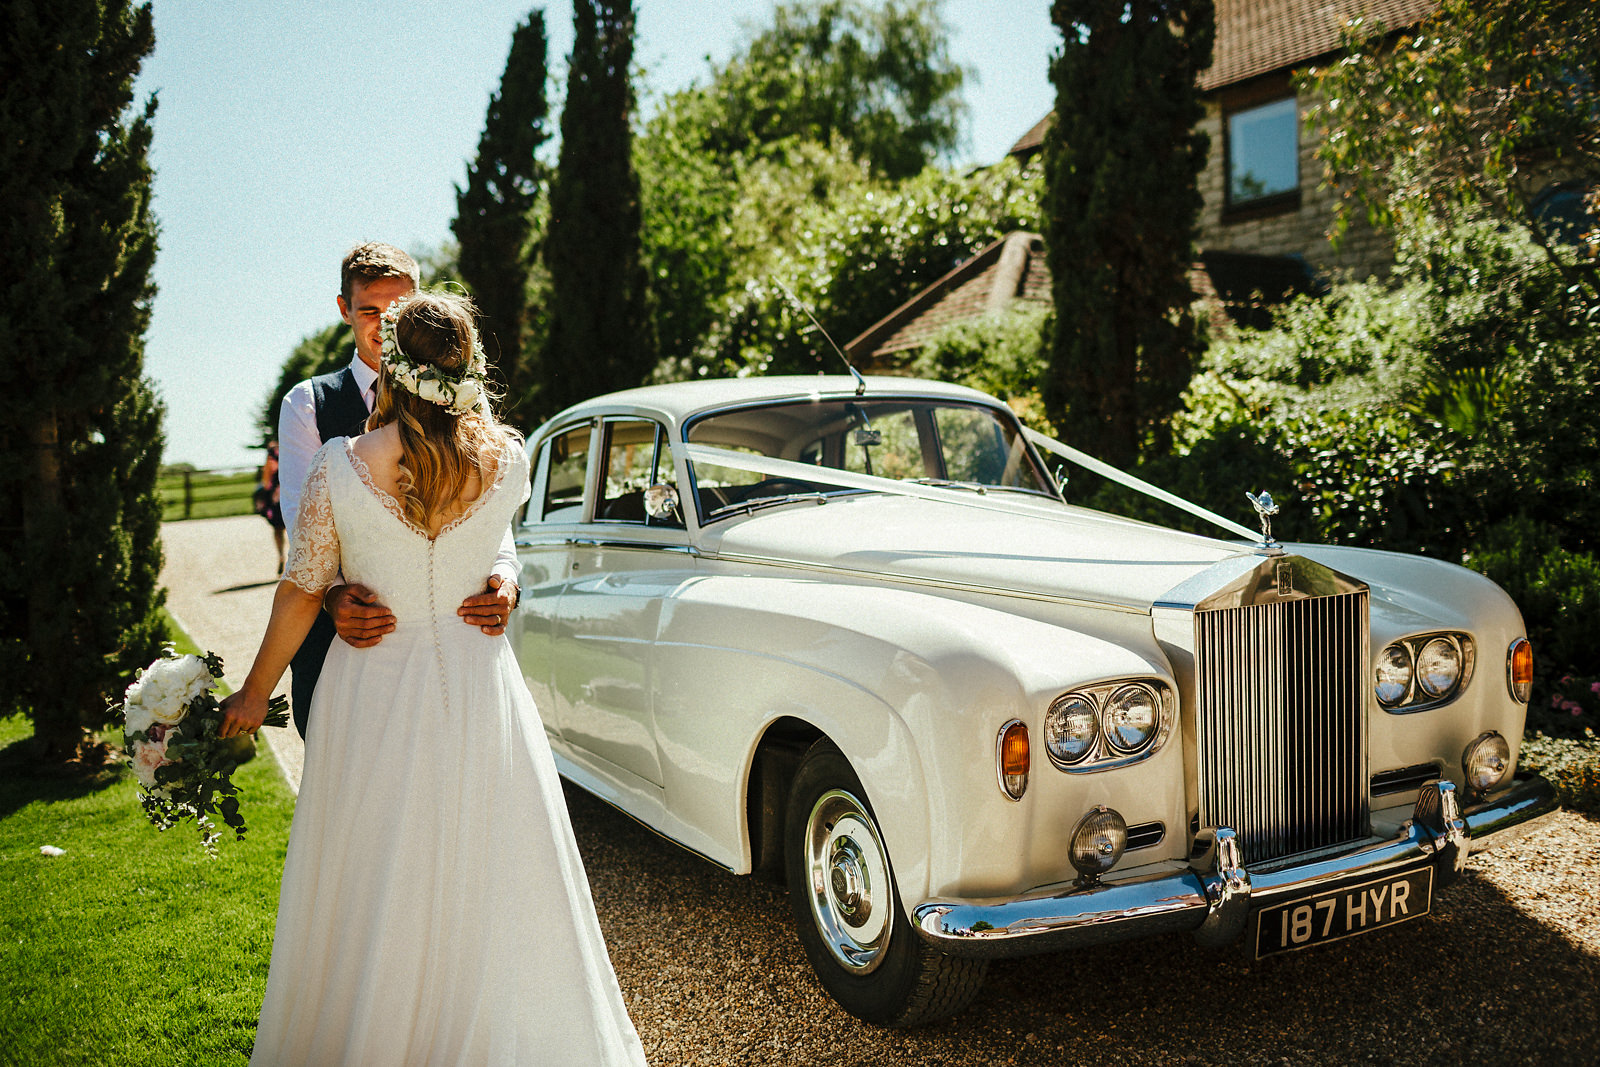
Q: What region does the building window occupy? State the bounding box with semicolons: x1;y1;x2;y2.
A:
1226;95;1299;212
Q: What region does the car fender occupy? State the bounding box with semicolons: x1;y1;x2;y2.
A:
651;567;1175;909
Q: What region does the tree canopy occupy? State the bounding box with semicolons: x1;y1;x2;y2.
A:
454;10;551;414
1306;0;1600;306
635;0;1017;381
1042;0;1215;469
542;0;655;424
685;0;966;181
0;0;166;762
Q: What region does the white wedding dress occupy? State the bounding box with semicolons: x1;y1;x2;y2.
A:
250;436;646;1066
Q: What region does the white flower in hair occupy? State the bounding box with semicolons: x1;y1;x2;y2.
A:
455;377;484;411
378;292;491;416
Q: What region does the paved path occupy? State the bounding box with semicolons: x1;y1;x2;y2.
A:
159;515;305;791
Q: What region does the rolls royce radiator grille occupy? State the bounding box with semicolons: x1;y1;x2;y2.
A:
1194;591;1369;863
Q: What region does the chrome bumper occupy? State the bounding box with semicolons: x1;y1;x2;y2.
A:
912;774;1560;959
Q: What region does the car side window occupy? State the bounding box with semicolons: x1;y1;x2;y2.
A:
598;419;682;528
540;425;592;523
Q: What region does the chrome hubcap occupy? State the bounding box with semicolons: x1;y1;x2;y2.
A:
805;789;892;974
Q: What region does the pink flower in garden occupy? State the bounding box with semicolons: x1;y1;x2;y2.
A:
1560;700;1583;717
1591;681;1600;695
129;734;175;789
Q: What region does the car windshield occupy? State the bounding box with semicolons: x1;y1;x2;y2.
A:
684;397;1055;520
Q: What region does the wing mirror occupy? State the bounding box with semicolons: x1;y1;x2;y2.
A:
644;483;682;523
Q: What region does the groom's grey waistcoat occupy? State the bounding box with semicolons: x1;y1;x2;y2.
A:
288;366;370;737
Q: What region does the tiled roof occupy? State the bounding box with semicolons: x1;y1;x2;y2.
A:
1007;113;1053;158
845;233;1051;364
847;232;1320;364
1009;0;1439;154
1201;0;1438;91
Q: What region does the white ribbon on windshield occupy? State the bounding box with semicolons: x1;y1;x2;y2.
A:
684;437;1259;544
683;444;996;508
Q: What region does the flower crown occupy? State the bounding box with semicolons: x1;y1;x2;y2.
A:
378;293;490;416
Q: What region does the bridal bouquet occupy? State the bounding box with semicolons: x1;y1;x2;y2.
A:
121;648;288;854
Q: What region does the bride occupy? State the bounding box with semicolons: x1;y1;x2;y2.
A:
220;290;647;1065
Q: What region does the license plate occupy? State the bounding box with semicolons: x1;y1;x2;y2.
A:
1254;866;1433;958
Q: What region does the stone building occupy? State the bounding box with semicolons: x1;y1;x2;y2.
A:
848;0;1443;367
1010;0;1441;281
1191;0;1438;278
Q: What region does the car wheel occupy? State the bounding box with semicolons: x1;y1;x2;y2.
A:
783;739;987;1026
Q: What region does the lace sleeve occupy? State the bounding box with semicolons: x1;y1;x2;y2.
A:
284;442;342;594
511;440;531;507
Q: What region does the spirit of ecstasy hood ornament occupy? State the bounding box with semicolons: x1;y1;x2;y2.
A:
1246;491;1284;555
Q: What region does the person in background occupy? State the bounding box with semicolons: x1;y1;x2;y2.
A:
255;440;285;572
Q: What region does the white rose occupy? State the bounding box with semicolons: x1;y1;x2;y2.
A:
453;378;483;412
140;655;215;725
172;655;215;703
419;379;450;405
124;699;157;738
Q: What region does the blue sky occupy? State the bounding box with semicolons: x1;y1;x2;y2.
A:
136;1;1057;470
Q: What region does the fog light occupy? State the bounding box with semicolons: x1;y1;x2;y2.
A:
1068;806;1126;885
997;720;1029;801
1507;638;1533;704
1462;731;1511;795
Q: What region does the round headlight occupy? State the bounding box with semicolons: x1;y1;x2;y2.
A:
1069;806;1127;882
1044;694;1098;765
1416;637;1463;698
1103;684;1159;754
1375;644;1413;707
1463;731;1511;794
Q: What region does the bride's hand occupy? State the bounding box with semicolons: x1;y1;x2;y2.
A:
218;690;269;738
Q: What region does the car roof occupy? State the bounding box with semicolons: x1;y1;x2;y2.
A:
537;376;1008;431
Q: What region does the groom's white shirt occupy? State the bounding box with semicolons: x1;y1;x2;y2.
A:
278;352;380;532
276;350;518;586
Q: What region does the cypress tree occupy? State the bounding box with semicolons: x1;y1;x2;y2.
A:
1043;0;1214;469
0;0;166;764
454;11;551;417
542;0;654;423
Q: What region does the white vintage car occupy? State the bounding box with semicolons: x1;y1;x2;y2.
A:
509;375;1557;1026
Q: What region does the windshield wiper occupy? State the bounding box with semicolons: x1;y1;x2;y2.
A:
908;479;1055;498
908;478;990;494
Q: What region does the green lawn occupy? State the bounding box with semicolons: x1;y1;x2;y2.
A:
159;469;260;522
0;712;294;1065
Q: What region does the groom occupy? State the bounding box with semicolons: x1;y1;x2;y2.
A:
276;242;520;737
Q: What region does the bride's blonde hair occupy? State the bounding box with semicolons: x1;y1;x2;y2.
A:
368;291;517;529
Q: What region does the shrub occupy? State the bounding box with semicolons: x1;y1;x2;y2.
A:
1519;731;1600;814
1461;516;1600;737
907;303;1053;429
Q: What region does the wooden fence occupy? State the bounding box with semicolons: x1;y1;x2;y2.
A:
158;468;260;522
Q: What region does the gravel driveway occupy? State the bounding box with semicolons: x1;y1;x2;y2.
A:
163;517;1600;1066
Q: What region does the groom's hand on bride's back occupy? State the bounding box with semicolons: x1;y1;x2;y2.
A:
328;583;396;648
457;574;518;637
